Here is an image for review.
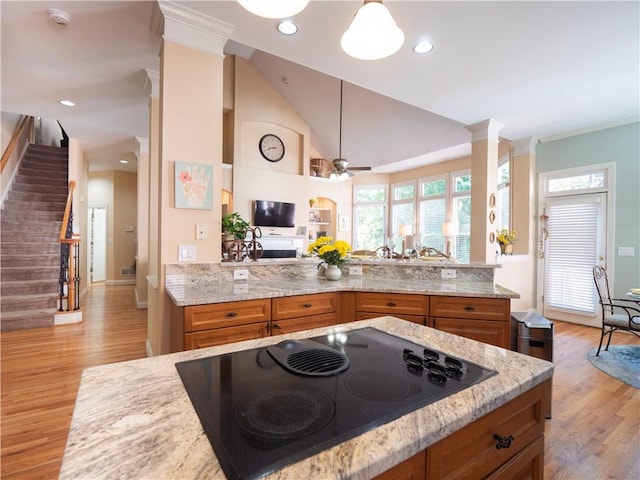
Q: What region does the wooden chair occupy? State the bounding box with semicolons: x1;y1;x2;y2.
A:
592;266;640;356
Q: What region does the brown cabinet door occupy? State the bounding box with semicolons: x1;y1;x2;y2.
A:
356;292;429;316
355;311;426;326
427;383;544;480
486;435;544;480
184;299;271;332
271;313;337;335
430;296;509;321
184;322;269;349
272;293;337;320
431;317;510;348
374;451;426;480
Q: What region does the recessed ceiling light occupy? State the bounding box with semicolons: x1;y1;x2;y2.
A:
277;20;298;35
119;160;129;164
412;41;434;54
59;99;76;107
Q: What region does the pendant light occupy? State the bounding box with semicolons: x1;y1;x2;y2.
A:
237;0;309;19
341;1;405;60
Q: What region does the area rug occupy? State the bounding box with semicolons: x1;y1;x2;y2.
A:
587;345;640;389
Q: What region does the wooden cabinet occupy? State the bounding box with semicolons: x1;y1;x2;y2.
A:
426;382;545;479
375;382;546;480
271;293;337;335
173;294;338;351
429;296;510;348
355;292;428;326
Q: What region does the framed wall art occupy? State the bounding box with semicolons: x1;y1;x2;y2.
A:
175;161;213;210
338;214;350;232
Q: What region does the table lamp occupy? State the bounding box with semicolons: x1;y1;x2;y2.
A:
442;222;459;257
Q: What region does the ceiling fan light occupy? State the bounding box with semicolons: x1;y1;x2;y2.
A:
341;1;405;60
237;0;309;19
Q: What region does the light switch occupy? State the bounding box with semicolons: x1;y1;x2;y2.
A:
618;246;635;257
178;245;196;262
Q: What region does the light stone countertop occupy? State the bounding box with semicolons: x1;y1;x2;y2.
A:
59;317;552;480
166;275;519;307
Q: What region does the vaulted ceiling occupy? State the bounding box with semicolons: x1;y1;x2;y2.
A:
2;1;638;173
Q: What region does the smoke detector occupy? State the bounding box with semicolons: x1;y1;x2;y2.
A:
48;9;71;26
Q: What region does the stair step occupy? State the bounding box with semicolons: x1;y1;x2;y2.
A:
0;279;59;296
18;167;68;179
0;254;60;268
0;266;59;281
1;210;64;222
0;232;60;243
0;220;60;233
0;293;58;312
2;199;67;212
21;160;67;172
0;308;57;331
10;182;68;195
1;242;60;255
6;191;68;204
14;176;68;187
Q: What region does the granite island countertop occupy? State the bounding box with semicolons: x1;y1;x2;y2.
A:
166;275;519;307
59;317;551;480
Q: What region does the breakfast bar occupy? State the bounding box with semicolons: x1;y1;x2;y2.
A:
59;316;552;479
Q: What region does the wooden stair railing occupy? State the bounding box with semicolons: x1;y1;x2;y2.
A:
59;180;81;312
1;115;33;173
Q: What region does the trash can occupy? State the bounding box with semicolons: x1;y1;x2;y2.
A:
512;311;554;418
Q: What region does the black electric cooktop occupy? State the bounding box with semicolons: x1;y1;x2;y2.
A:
175;327;497;480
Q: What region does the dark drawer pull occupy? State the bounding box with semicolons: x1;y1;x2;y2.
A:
464;306;475;311
225;312;238;318
303;303;313;308
493;433;514;449
386;302;397;307
272;323;282;331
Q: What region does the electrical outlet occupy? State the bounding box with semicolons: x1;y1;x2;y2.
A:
196;224;208;240
618;246;635;257
441;268;456;279
178;245;196;262
349;266;363;276
233;269;249;280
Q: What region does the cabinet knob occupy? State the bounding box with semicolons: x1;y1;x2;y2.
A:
386;302;397;307
303;303;313;308
464;306;475;311
225;312;238;317
493;433;514;449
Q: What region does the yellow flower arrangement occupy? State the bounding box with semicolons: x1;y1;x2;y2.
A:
496;228;518;245
308;236;351;267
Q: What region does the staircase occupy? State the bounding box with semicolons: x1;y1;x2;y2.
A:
1;144;69;331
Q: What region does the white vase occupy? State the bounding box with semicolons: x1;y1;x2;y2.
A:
324;264;342;281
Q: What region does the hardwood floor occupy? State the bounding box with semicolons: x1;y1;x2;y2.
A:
1;285;638;479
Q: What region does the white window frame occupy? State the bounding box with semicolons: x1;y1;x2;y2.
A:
451;169;471;262
417;174;448;250
352;184;388;251
536;162;616;315
390;180;416;236
496;151;511;231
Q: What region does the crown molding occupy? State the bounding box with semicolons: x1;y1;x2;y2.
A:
155;1;234;57
141;69;159;98
466;119;504;143
512;137;539;156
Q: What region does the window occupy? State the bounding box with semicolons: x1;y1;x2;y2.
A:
452;171;471;262
496;152;511;231
391;182;415;249
418;176;446;251
353;185;387;251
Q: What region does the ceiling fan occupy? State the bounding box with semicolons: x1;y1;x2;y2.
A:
329;80;372;181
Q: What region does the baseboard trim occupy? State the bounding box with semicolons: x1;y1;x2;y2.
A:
145;339;154;357
135;288;148;309
106;279;136;286
55;310;83;325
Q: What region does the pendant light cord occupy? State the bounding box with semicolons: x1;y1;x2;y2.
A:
338;80;343;159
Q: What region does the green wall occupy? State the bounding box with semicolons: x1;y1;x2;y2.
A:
536;122;640;297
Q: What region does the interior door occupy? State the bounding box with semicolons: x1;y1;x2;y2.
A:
89;206;107;283
542;193;607;327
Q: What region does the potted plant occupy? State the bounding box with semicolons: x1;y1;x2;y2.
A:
222;212;250;240
496;228;517;255
307;236;351;280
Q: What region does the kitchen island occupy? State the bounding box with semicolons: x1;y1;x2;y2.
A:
59;316;552;479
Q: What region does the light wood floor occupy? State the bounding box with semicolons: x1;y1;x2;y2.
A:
1;284;639;479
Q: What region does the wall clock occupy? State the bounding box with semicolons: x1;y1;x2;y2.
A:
259;134;285;162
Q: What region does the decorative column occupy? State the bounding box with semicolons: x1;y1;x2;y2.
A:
134;135;149;309
148;1;233;355
466;119;503;263
511;137;538;256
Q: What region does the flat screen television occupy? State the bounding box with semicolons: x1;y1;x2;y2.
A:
253;200;296;228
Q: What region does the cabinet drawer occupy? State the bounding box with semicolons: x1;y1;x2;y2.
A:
427;382;544;479
184;323;269;349
430;296;509;321
271;313;337;335
356;292;429;316
272;293;337;320
431;318;510;349
184;299;271;332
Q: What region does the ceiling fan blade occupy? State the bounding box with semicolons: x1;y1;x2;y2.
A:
347;166;372;171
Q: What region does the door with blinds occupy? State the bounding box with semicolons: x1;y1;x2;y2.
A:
542;193;607;327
